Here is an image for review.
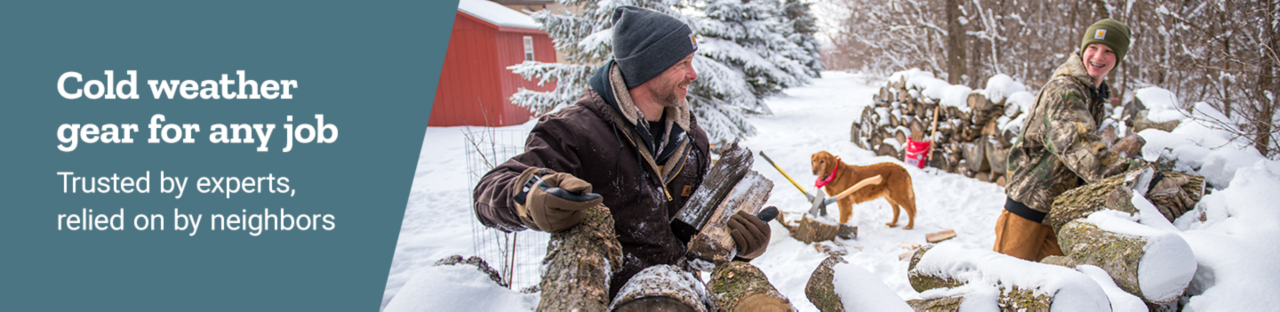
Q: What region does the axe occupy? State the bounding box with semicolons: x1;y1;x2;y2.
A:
807;175;884;217
758;151;813;201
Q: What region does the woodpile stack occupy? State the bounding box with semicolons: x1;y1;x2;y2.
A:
852;76;1022;186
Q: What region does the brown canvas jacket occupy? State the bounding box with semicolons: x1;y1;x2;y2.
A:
473;61;711;297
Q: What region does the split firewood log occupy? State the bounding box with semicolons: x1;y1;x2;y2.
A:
537;205;623;311
894;128;908;149
708;261;794;312
983;139;1008;177
794;215;839;244
876;143;898;158
967;92;993;113
685;171;773;264
961;141;989;173
909;118;926;141
849;121;862;148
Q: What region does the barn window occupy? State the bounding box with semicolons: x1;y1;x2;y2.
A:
523;36;534;61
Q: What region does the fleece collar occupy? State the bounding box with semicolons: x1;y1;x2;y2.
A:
589;61;692;162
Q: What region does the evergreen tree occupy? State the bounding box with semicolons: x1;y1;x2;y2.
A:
509;0;759;141
781;0;823;78
696;0;811;115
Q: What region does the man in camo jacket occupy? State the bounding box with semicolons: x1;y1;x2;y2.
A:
995;19;1145;261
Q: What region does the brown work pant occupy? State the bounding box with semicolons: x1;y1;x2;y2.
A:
992;210;1063;261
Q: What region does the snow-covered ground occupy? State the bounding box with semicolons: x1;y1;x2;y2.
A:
383;72;1280;311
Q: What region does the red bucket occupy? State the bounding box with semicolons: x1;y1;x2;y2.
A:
903;138;931;169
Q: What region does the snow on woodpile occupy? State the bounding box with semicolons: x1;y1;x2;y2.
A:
910;243;1111;312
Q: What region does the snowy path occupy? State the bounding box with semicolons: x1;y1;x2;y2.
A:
736;72;1004;309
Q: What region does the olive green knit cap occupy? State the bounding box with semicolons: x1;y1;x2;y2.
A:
1079;19;1131;62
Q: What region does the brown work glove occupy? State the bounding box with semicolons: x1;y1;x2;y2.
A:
729;210;771;260
1110;134;1147;159
1146;171;1196;222
513;168;603;233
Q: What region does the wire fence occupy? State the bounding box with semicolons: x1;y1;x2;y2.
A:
463;127;549;292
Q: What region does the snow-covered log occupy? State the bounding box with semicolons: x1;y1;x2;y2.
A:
1056;215;1196;304
805;256;845;311
806;256;913;312
707;261;794;311
611;265;710;312
1045;166;1151;233
906;244;1111;311
686;171;774;263
537;205;622;311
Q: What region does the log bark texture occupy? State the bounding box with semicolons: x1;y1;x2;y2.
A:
708;261;794;312
905;296;963;312
610;264;709;312
804;256;846;312
1056;219;1192;304
537;205;623;312
687;171;774;263
905;245;965;293
795;215;840;244
1045;166;1150;233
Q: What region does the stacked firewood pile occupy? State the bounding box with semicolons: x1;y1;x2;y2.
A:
851;75;1024;186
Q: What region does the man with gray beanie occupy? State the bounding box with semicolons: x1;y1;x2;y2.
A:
995;19;1148;261
474;6;771;298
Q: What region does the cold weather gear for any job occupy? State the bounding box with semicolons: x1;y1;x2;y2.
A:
1004;52;1143;224
611;6;698;88
993;209;1063;261
514;170;604;233
474;60;711;298
728;210;771;260
1080;19;1131;63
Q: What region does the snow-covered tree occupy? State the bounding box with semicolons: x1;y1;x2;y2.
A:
780;0;823;78
695;0;811;115
509;0;762;141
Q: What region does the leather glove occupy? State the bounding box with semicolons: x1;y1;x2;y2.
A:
513;169;603;233
1146;171;1196;222
729;210;771;260
1110;134;1146;159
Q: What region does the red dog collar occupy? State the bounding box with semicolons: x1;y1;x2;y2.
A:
815;157;839;188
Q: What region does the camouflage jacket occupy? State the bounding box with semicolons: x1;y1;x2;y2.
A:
1004;53;1142;222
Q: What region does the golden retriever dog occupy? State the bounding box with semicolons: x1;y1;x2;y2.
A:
811;151;918;229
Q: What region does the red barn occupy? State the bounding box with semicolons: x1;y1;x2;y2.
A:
429;0;558;127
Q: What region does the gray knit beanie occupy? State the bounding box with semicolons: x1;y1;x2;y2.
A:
611;6;698;88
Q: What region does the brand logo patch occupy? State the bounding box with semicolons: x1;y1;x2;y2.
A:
689;34;699;51
1094;29;1107;39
